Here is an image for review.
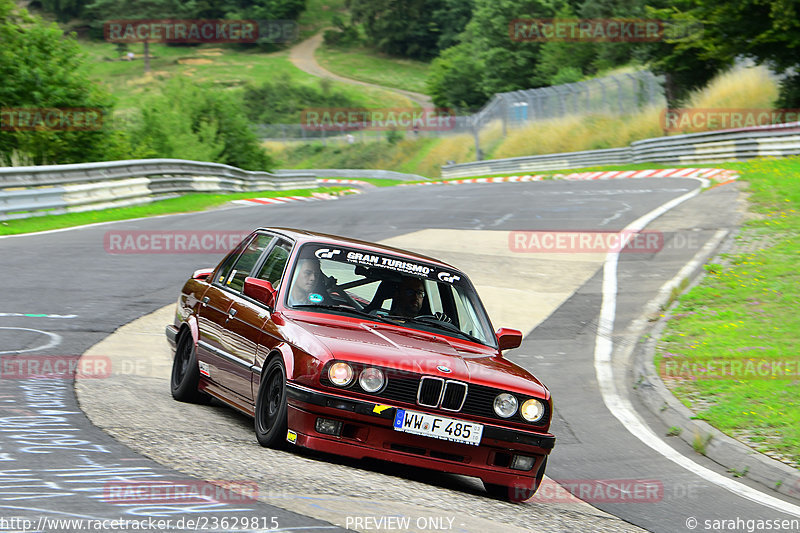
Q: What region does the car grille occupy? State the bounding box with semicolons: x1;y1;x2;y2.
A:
417;377;444;407
414;377;468;411
440;381;467;411
321;362;549;425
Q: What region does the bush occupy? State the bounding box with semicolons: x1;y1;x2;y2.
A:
128;78;273;170
242;74;358;125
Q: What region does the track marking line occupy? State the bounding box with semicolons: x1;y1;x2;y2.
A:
0;327;62;354
593;177;800;517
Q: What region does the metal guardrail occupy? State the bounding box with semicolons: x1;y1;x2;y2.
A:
4;121;799;219
0;159;316;221
441;122;800;178
630;122;800;164
275;169;428;181
439;148;631;179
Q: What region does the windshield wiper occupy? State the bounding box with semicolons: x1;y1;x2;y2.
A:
292;304;400;325
386;315;485;345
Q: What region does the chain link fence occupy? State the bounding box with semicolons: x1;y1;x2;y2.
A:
258;71;665;146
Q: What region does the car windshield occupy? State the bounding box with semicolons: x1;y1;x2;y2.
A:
285;243;497;347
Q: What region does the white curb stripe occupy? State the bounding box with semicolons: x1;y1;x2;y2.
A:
594;178;800;517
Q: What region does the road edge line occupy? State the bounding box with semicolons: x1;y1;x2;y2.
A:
593;178;800;517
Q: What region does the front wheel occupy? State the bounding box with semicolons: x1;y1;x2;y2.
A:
170;332;210;403
255;357;288;448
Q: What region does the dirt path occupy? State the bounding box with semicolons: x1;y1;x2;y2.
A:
289;33;433;108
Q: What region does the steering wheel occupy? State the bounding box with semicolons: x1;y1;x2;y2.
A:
414;312;452;323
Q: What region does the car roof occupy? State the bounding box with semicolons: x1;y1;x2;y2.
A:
260;227;458;271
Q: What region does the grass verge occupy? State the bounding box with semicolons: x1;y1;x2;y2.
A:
0;187;348;236
81;42;412;111
315;44;431;95
655;156;800;467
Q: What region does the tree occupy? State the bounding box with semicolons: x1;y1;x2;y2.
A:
31;0;90;21
0;0;125;165
348;0;441;60
686;0;800;106
427;43;487;110
426;0;564;108
347;0;473;60
641;0;800;105
533;5;596;85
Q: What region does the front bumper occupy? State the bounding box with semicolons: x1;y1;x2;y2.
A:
286;383;555;487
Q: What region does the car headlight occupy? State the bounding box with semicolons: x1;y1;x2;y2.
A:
521;398;546;422
358;367;385;393
328;362;354;386
493;393;518;418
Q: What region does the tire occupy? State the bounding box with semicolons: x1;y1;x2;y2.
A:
483;456;548;503
170;331;210;403
254;356;288;448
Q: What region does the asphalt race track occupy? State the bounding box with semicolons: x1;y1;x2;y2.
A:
1;178;799;532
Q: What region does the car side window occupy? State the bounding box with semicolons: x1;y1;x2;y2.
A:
225;233;275;292
255;240;292;287
213;234;255;286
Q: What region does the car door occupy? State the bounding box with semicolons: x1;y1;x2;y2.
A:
221;237;293;404
246;238;293;399
196;234;254;368
196;232;274;405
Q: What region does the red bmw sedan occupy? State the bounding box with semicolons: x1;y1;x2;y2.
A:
166;228;555;501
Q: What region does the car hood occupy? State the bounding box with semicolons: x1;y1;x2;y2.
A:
286;313;549;398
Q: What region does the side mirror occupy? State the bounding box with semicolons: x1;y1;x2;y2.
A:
244;277;277;308
192;268;214;281
496;328;522;351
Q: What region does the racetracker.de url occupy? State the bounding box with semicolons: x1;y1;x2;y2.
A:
0;516;280;531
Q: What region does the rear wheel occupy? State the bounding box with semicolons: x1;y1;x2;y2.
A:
170;332;210;403
255;357;288;448
483;456;548;502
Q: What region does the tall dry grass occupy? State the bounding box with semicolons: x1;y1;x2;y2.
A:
493;106;664;159
685;65;778;110
491;66;779;159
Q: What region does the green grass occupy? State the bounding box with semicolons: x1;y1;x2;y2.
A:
315;45;431;95
80;41;412;111
0;187;348;236
655;156;800;466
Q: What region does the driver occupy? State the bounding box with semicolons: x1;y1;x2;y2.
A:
288;257;324;306
390;277;425;317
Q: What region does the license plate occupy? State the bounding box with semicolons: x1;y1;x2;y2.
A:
393;409;483;446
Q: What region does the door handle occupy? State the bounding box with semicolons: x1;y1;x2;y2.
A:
228;308;237;318
201;296;210;305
